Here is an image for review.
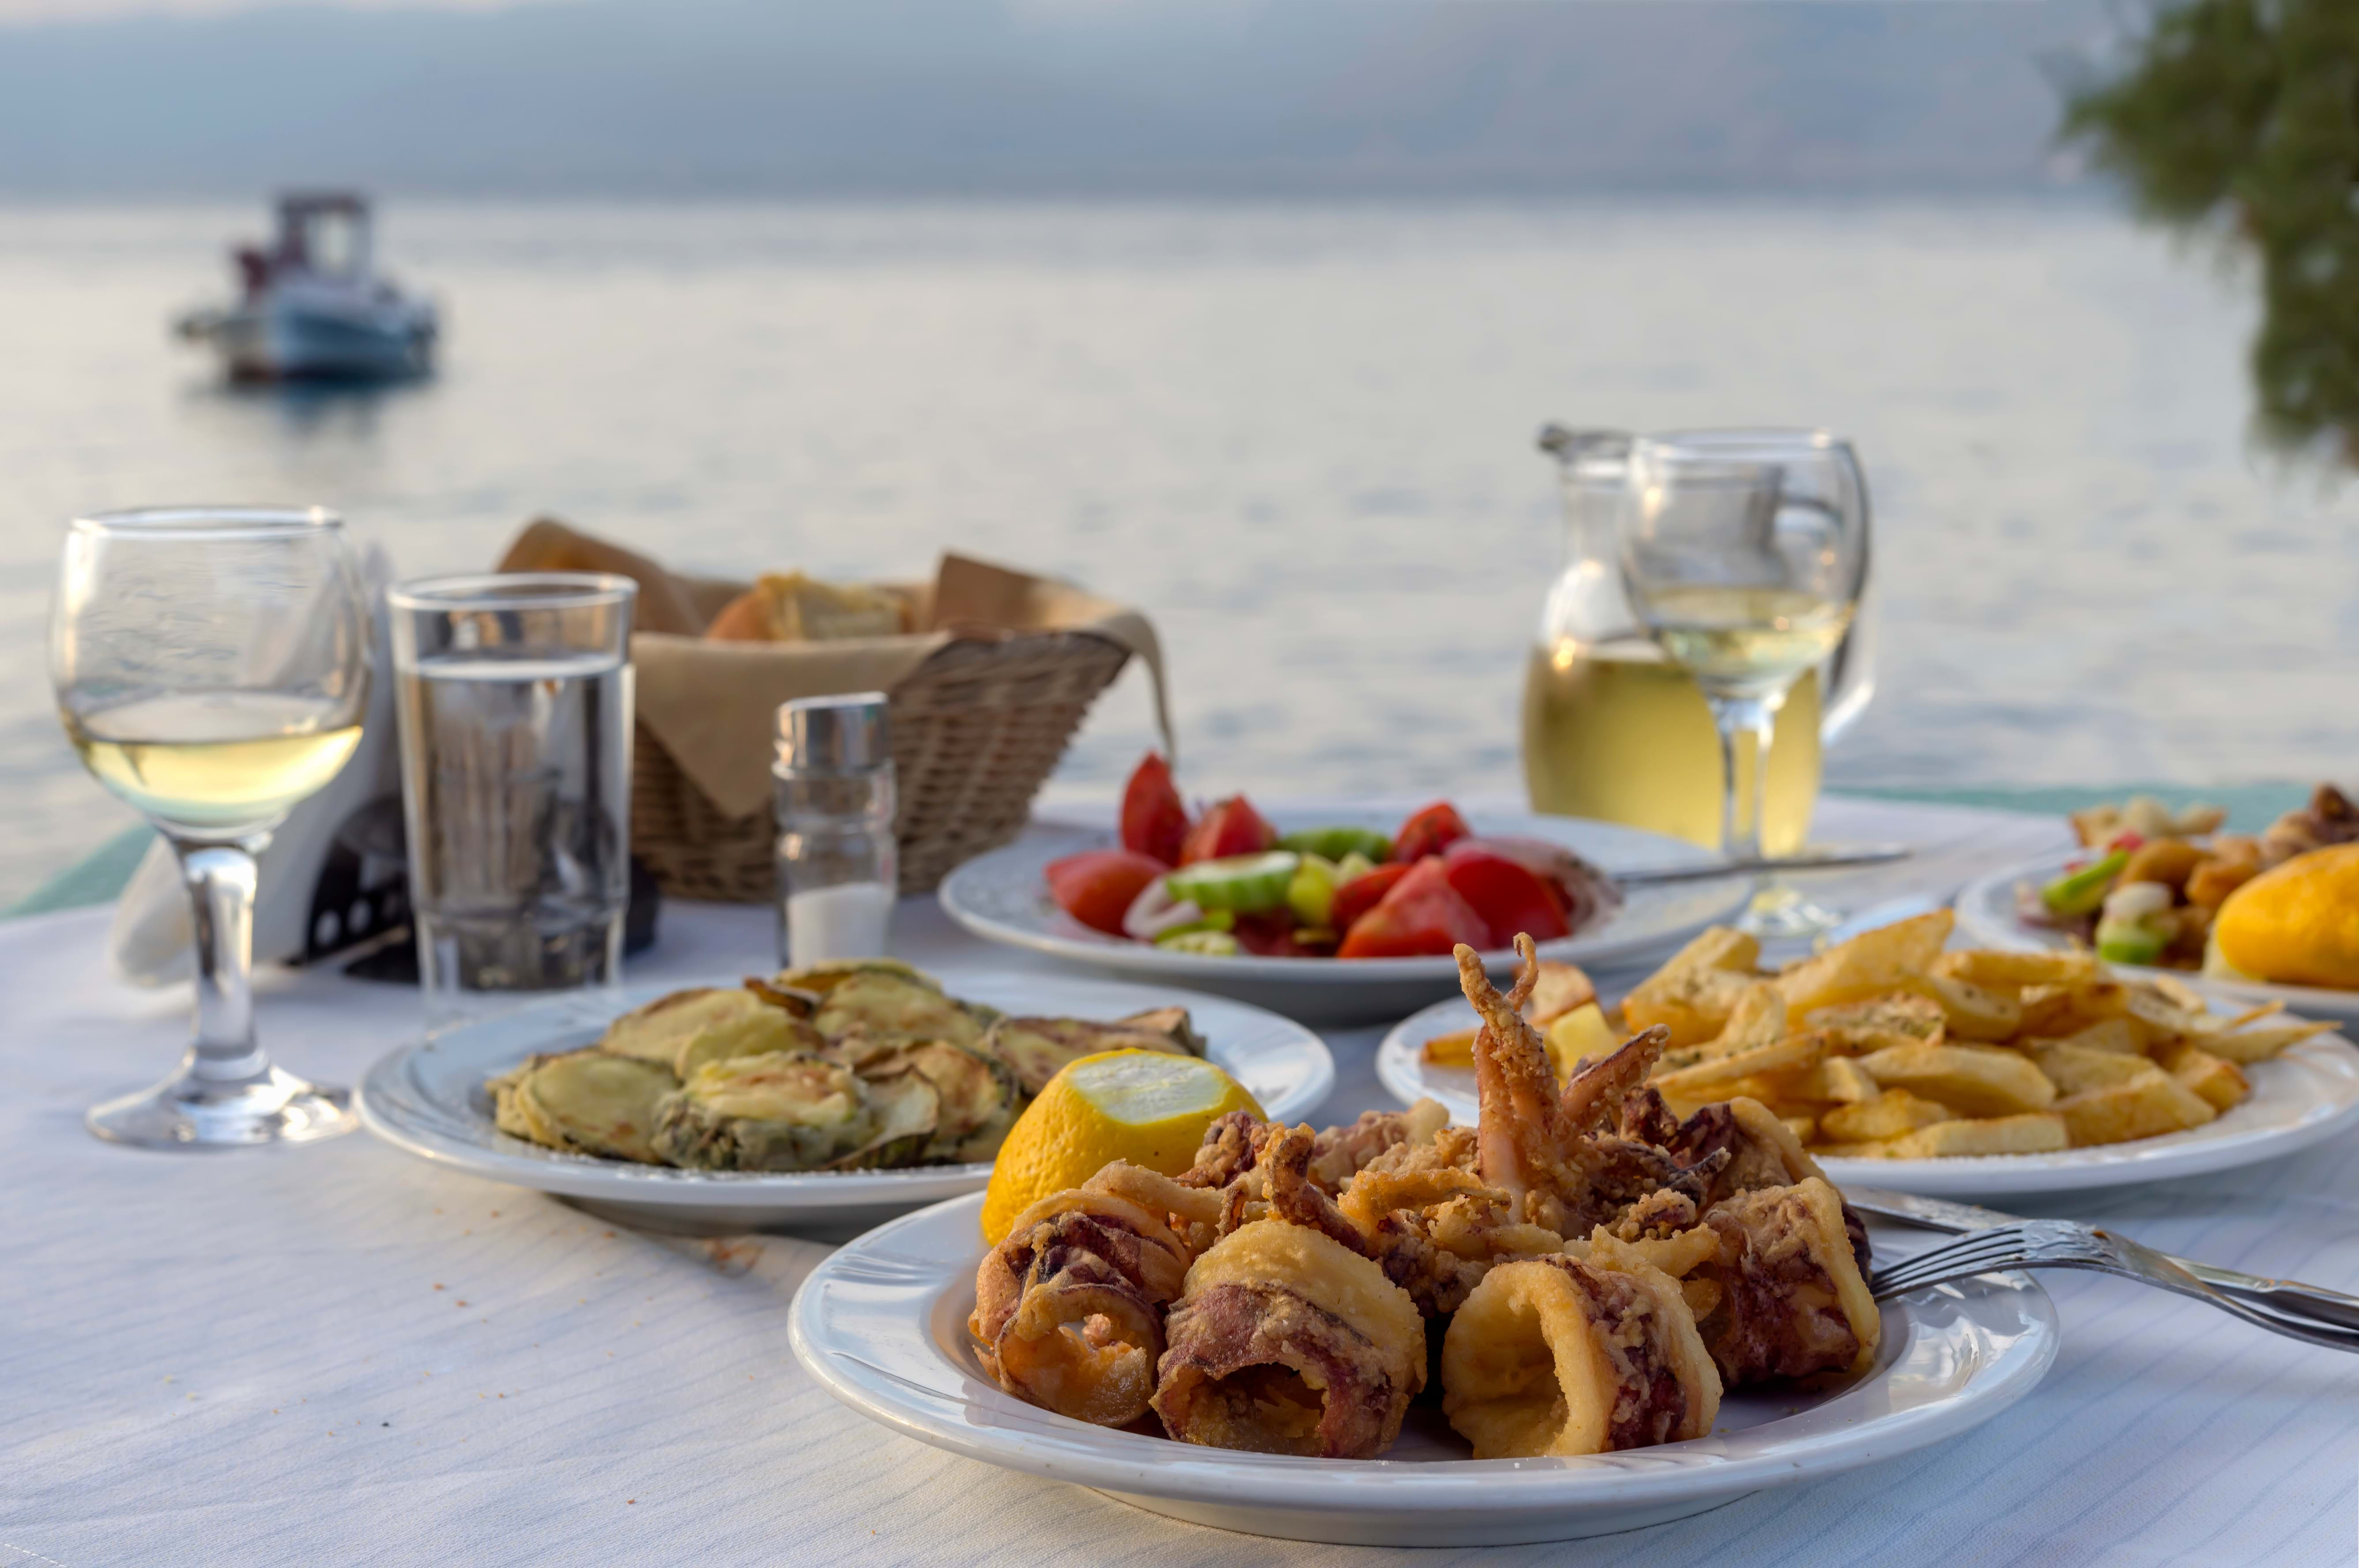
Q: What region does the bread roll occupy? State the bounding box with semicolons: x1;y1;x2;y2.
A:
701;572;908;643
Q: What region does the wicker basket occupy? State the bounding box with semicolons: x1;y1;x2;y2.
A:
631;629;1133;901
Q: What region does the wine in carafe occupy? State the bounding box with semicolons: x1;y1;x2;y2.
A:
1522;637;1820;854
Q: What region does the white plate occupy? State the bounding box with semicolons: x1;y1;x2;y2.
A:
790;1191;2059;1547
1955;849;2359;1026
356;969;1334;1236
1377;995;2359;1199
938;810;1750;1021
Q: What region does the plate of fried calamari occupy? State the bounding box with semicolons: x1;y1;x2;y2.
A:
791;943;2058;1546
1379;910;2359;1199
356;961;1334;1233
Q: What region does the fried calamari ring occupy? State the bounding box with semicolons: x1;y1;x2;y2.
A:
1152;1220;1426;1458
1692;1176;1881;1383
970;1180;1193;1427
1441;1253;1721;1459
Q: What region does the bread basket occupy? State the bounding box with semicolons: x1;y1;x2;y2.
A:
499;521;1169;900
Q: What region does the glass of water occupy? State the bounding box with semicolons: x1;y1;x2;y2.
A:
52;506;371;1147
387;573;636;1026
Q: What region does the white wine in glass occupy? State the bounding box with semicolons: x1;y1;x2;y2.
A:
53;507;372;1148
1619;432;1871;938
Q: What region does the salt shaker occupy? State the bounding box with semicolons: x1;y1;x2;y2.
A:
774;692;897;967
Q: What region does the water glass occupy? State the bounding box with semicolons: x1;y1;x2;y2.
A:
387;573;636;1026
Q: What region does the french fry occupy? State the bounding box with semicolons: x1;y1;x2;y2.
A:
1526;961;1599;1026
1776;909;1954;1016
2046;1018;2146;1057
1857;1041;2058;1116
2031;1042;2162;1095
1422;1028;1477;1066
1780;1113;1818;1145
1814;1138;1903;1159
1899;971;2024;1042
1820;1088;1958;1143
2199;1019;2338;1064
1879;1113;2069;1158
2159;1042;2250;1112
1624;966;1757;1051
1653;1033;1828;1096
2055;1070;2216;1147
2017;980;2132;1040
1802;993;1947;1054
1784;1055;1879;1105
1543;1004;1618;1079
1933;948;2103;992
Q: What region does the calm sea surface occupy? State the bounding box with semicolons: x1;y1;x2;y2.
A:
4;198;2356;904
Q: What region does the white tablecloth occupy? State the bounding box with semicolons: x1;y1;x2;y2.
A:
6;798;2357;1567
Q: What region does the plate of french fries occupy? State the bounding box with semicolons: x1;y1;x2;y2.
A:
1375;910;2359;1197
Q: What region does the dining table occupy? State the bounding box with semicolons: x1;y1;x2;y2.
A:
5;794;2355;1567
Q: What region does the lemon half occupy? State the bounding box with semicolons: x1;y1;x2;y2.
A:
2213;844;2359;991
980;1051;1262;1244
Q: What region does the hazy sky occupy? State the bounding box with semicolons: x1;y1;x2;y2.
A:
0;0;541;20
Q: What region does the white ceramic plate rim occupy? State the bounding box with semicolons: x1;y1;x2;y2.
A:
356;969;1334;1210
1953;849;2359;1022
790;1191;2059;1515
1375;995;2359;1197
938;809;1750;984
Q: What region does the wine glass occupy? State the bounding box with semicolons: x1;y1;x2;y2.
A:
1619;430;1871;938
52;506;372;1147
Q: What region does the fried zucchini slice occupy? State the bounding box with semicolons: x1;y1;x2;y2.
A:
855;1039;1024;1162
812;969;997;1051
493;1050;674;1164
828;1070;943;1170
982;1016;1197;1097
674;1005;827;1080
597;987;780;1067
652;1052;876;1172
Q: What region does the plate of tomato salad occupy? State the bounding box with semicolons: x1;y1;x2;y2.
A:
936;754;1752;1018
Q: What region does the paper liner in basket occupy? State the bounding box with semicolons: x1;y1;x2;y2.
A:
498;519;1173;822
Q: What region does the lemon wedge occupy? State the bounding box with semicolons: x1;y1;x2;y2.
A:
2213;843;2359;990
980;1050;1262;1244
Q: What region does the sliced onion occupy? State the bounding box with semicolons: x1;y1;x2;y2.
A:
1123;879;1210;941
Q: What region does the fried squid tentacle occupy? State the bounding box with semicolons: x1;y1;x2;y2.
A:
970;1173;1195;1427
1151;1219;1427;1459
1441;1252;1721;1459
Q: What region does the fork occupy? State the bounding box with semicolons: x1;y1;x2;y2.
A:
1869;1221;2359;1353
1846;1184;2359;1332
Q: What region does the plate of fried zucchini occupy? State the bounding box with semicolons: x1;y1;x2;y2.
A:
1377;910;2359;1197
356;960;1334;1233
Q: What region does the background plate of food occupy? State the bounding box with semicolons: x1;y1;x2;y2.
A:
1377;911;2359;1198
939;763;1749;1018
356;963;1334;1234
790;1188;2057;1547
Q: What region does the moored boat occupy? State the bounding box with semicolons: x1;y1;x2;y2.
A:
175;191;437;381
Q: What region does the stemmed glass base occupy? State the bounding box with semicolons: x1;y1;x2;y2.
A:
88;1052;354;1149
1736;879;1845;941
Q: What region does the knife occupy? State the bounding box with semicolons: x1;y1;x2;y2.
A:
1844;1184;2359;1331
1614;845;1913;886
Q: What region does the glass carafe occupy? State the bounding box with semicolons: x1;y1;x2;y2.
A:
1520;426;1875;854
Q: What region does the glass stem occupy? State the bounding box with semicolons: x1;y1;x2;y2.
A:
173;832;271;1082
1704;693;1781;863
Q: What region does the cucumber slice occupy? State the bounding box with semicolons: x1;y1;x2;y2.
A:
2041;849;2129;917
1156;929;1242;956
1279;826;1393;863
1164;851;1302;913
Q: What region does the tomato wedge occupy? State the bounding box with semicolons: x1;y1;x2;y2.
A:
1119;752;1190;867
1045;849;1170;936
1178;795;1277;866
1391;801;1472;864
1441;839;1571;948
1329;860;1413;936
1337;858;1490;959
